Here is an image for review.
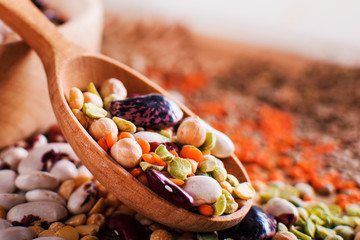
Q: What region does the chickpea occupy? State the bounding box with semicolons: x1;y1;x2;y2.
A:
176;116;206;147
83;92;103;108
69;87;84;110
110;138;142;169
100;78;127;99
89;118;118;141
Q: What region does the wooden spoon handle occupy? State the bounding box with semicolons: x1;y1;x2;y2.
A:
0;0;71;63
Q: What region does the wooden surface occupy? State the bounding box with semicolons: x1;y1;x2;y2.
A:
0;0;252;232
0;0;103;149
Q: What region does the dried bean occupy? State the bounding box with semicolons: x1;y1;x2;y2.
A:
67;182;97;215
6;201;68;225
145;169;194;209
65;214;87;226
0;170;17;193
110;138;142;169
48;222;66;233
55;226;79;240
25;189;66;205
100;78;127;99
265;197;298;228
58;179;76;201
177;117;206;147
109;94;183;129
0;193;26;210
69;87;85;110
181;175;222;206
106;213;147;240
15;171;60;191
0;218;12;230
39;230;56;237
0;147;28;170
28;225;45;236
86;213;105;229
88;198;105;215
75;224;100;237
18;143;79;174
150;229;174;240
49;160;78;181
0;226;35;239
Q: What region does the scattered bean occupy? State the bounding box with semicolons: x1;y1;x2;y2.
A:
50;160;78;181
0;226;35;240
25;189;66;205
15;171;60;191
0;218;12;230
6;201;68;224
58;179;76;201
48;222;66;233
65;214;87;226
75;224;99;237
55;226;79;240
0;146;28;170
0;193;26;210
67;182;97;215
265;197;298;228
0;169;17;193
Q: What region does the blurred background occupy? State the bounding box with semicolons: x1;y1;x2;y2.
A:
103;0;360;66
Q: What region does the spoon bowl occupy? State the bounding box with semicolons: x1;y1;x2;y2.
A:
0;0;252;232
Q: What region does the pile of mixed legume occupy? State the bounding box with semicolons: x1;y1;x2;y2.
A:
68;78;255;218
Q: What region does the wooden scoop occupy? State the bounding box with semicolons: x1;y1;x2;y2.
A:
0;0;252;232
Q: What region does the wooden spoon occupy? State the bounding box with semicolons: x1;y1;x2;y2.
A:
0;0;252;232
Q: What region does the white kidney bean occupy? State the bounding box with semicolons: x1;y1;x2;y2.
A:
67;182;98;215
18;143;80;174
25;189;66;205
15;171;60;191
134;131;172;143
181;175;222;206
0;147;28;170
0;226;35;240
0;193;26;210
7;201;68;224
0;170;17;193
200;119;235;158
0;218;12;230
77;165;93;178
49;159;78;181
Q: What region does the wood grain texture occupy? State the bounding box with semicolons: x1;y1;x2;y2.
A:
0;0;251;232
0;0;103;149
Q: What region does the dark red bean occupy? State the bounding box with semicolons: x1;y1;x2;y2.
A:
106;213;148;240
145;169;194;209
